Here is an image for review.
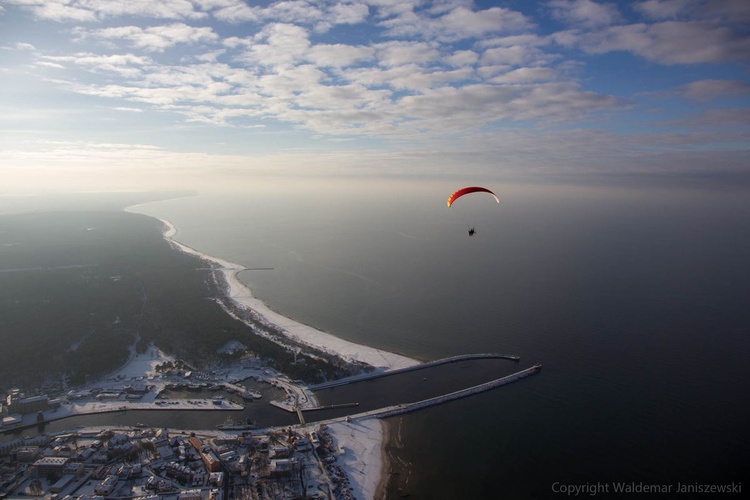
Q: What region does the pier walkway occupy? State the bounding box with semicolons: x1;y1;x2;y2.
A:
344;364;541;422
309;353;520;391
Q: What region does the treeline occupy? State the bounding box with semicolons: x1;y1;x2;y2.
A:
0;210;363;393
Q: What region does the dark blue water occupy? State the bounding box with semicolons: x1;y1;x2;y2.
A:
127;180;750;497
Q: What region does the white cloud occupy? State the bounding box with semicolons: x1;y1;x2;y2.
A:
548;0;622;28
73;23;219;52
444;50;479;67
329;2;370;25
396;82;617;134
233;23;312;68
490;67;557;84
661;107;750;129
209;0;259;23
35;61;66;69
307;44;375;69
378;4;532;41
480;45;544;66
208;0;368;30
3;0;206;21
374;41;441;67
635;0;750;23
680;79;750;102
9;42;37;51
563;21;750;64
42;52;152;77
350;64;473;91
111;106;144;112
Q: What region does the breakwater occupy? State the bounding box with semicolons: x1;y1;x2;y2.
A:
348;364;542;421
310;353;521;390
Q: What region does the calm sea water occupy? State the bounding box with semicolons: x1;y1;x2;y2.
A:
89;181;750;497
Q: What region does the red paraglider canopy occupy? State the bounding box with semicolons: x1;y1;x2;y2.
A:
446;186;500;207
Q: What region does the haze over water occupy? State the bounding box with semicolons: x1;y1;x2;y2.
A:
132;179;750;498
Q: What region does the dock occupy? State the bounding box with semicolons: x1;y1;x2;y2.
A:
302;402;360;412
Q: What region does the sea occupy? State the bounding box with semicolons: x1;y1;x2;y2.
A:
6;179;750;498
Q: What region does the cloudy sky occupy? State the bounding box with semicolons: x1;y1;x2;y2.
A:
1;0;749;191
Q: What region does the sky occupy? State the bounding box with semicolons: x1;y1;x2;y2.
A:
1;0;749;192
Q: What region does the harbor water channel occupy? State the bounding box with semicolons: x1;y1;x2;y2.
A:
1;357;524;440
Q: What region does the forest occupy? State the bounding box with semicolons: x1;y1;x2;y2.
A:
0;209;364;393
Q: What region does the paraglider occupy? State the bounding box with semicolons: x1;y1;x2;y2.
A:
446;186;499;236
446;186;500;207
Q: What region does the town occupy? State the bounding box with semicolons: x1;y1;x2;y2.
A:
0;421;354;499
0;343;540;499
0;345;358;499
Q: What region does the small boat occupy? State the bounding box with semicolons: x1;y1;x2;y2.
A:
240;390;262;400
216;417;259;431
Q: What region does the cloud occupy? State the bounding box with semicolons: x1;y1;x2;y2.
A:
73;23;219;52
35;61;66;69
9;42;37;51
111;106;144;112
548;0;622;28
307;44;376;69
664;107;750;129
480;44;546;66
230;23;312;68
395;82;617;134
374;41;441;67
328;2;370;25
207;0;259;23
444;49;479;67
680;79;750;102
3;0;207;22
490;67;557;84
635;0;750;24
378;4;533;41
208;0;368;31
560;21;750;64
41;53;152;77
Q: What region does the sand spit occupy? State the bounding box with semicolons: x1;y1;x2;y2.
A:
156;217;419;373
146;215;421;500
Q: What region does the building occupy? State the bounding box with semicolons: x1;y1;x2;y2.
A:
1;414;22;429
33;456;69;477
188;436;222;473
269;459;296;477
49;474;75;493
15;446;40;462
179;488;203;500
10;395;49;415
94;475;119;495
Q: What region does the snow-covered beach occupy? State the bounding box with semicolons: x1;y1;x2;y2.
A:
137;212;421;499
155;217;419;373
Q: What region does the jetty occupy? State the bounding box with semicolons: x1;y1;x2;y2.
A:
310;353;520;390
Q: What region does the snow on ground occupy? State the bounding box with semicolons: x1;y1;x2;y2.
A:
327;419;385;500
156;217;420;373
140;216;421;500
217;340;246;355
105;344;174;381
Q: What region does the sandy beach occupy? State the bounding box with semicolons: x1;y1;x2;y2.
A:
137;213;421;500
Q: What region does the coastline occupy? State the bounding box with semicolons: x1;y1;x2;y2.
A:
129;209;421;500
375;419;391;500
153;216;420;373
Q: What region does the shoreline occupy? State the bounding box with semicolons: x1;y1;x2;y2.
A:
127;207;421;500
376;419;391;500
152;215;420;373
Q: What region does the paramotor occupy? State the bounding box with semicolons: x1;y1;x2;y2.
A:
446;186;500;207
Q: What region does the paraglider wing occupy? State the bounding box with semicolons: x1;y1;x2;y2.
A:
446;186;500;207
